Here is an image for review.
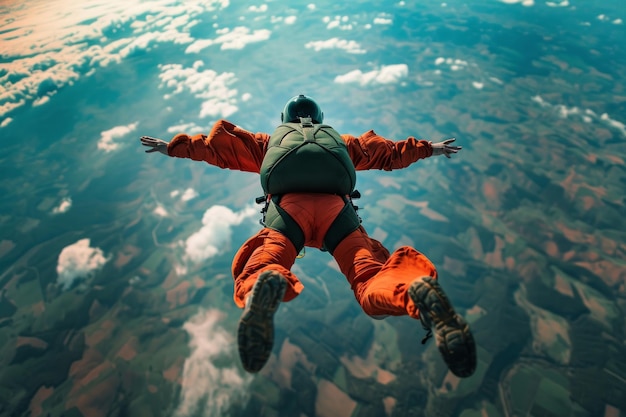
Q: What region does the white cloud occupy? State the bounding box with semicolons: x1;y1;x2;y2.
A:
154;205;169;217
241;93;252;102
167;122;205;134
284;16;297;25
186;26;271;52
0;0;231;120
334;64;409;86
173;309;251;417
532;95;626;137
613;19;623;25
323;15;353;30
546;0;568;6
56;238;109;290
305;38;366;54
435;57;469;70
307;4;316;10
248;4;268;12
500;0;534;5
600;113;626;136
472;81;484;89
373;17;393;25
183;205;256;263
52;197;72;214
97;122;139;152
181;188;199;202
0;118;12;128
159;62;238;119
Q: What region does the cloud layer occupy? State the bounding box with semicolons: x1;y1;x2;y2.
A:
173;309;251;417
97;122;139;152
334;64;409;86
0;0;234;124
159;61;239;119
56;238;109;290
184;205;256;263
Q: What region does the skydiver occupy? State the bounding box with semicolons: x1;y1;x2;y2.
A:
140;95;476;377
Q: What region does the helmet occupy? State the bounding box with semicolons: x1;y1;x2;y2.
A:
281;94;324;124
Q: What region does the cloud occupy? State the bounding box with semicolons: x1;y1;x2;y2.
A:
0;0;231;122
158;61;239;119
248;4;268;12
434;57;469;71
173;309;251;417
546;0;569;6
167;122;206;134
284;16;297;25
154;205;169;217
183;205;256;263
52;197;72;214
472;81;484;89
305;38;366;54
185;26;271;53
97;122;139;152
323;16;353;30
56;238;109;290
181;188;199;202
499;0;534;5
531;95;626;136
373;14;393;25
1;118;13;128
334;64;408;86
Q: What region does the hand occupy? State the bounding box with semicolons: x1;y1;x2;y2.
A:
431;138;462;159
140;136;169;155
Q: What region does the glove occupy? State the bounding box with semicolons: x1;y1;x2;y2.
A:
431;138;462;158
140;136;169;155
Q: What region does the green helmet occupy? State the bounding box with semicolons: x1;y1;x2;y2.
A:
281;94;324;124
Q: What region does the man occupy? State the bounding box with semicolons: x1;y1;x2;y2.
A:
140;94;476;377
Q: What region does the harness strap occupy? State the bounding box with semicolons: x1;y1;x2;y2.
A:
257;192;361;256
321;197;362;254
262;195;305;253
300;117;315;143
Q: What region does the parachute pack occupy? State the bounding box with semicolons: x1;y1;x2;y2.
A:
257;118;361;254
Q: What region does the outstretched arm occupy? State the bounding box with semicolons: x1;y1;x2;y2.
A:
343;131;461;170
140;119;269;173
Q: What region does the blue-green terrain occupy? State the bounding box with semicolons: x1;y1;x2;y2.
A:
1;1;625;416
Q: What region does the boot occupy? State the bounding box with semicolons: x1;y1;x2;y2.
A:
237;270;287;373
409;276;477;377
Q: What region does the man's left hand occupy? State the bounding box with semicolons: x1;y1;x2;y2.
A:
431;138;462;158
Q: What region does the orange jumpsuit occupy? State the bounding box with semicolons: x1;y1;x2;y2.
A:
168;119;438;319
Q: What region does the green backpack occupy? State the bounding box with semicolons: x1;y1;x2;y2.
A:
260;118;357;195
258;118;361;254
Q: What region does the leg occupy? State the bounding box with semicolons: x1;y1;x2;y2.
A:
231;228;300;373
333;228;476;377
231;228;302;308
333;227;436;318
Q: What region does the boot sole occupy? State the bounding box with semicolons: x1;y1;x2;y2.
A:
237;271;287;373
409;277;477;378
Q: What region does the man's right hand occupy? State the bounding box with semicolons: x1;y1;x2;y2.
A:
140;136;169;155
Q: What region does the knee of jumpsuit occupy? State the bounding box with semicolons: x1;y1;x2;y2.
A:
231;228;303;308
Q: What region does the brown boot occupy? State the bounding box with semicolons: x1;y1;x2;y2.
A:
409;276;477;378
237;270;287;373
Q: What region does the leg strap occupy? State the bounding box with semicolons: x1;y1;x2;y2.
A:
263;195;305;253
322;199;361;254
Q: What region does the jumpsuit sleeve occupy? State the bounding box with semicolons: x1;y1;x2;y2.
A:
166;119;269;173
342;130;434;171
